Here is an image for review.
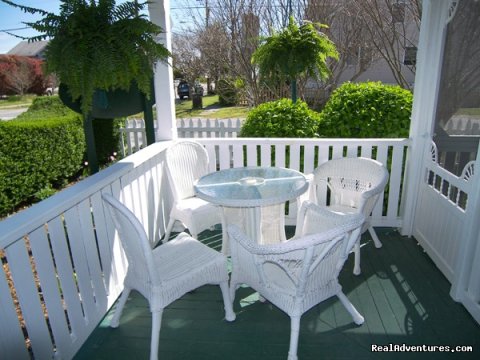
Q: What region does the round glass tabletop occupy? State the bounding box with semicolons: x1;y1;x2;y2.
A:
194;166;308;207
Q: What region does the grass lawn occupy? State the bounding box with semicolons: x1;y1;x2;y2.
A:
176;95;249;119
0;94;36;109
2;94;251;119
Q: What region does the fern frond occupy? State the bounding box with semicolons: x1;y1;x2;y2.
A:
4;0;170;115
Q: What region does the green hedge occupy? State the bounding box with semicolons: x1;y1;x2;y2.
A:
240;98;321;138
319;82;413;138
0;99;85;217
20;96;122;164
20;96;75;118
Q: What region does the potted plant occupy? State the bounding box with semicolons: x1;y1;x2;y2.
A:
252;16;338;103
2;0;170;171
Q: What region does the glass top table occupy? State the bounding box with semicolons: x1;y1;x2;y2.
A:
194;166;308;249
194;166;308;208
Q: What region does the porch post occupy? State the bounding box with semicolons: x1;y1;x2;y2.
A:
399;0;451;236
148;0;177;141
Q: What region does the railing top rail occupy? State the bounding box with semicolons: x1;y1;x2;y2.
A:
196;137;411;145
0;141;172;249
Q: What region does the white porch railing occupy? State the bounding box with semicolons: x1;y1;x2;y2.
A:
0;137;410;359
197;138;410;227
0;142;173;360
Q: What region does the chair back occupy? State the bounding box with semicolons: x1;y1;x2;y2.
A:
102;194;158;284
312;157;389;217
295;201;363;255
228;202;364;299
165;141;210;201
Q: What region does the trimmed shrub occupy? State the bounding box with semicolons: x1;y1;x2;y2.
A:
17;96;74;120
93;118;123;165
319;82;413;138
240;98;321;138
20;96;122;165
217;78;239;106
0;114;85;217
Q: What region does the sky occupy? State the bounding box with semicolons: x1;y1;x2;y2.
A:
0;0;193;54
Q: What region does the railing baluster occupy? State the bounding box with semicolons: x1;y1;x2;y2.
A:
6;239;55;359
29;226;72;358
0;252;30;359
275;143;286;168
246;144;257;166
260;144;271;166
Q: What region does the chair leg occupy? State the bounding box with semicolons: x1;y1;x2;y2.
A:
368;226;382;248
163;216;176;243
337;291;364;325
219;281;236;321
287;315;301;360
353;240;361;275
220;209;229;255
150;309;163;360
110;287;131;328
229;280;239;306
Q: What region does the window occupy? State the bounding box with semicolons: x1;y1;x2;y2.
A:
403;47;417;65
433;1;480;176
392;3;406;23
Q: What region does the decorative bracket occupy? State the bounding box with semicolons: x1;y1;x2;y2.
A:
446;0;459;24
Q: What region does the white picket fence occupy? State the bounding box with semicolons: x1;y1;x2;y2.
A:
119;118;243;156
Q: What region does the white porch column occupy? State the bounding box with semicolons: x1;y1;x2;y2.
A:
400;0;451;236
148;0;177;140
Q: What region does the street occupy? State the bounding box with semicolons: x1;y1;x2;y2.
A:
0;107;28;120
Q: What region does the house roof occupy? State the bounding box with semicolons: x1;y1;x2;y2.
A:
7;40;49;58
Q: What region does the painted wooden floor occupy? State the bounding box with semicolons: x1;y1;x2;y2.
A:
74;228;480;360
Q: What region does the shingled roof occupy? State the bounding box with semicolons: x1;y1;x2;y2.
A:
7;40;49;59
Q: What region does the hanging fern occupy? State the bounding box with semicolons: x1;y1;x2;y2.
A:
1;0;170;115
252;16;339;85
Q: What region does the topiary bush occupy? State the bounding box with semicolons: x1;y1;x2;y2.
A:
319;81;413;138
17;96;74;119
0;114;85;217
217;78;239;106
240;98;321;138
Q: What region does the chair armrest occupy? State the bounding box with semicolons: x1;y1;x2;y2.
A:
358;182;388;214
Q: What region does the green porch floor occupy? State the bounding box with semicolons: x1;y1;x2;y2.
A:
74;228;479;359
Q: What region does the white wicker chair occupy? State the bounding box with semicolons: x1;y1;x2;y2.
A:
163;140;221;243
309;157;389;275
228;201;365;360
102;194;235;360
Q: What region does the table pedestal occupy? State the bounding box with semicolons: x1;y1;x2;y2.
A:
220;203;286;255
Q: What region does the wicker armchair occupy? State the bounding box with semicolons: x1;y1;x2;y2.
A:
102;194;235;360
228;201;365;360
309;157;389;275
163;140;221;242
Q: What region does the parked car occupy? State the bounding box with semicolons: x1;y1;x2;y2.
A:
177;80;190;99
177;80;204;99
